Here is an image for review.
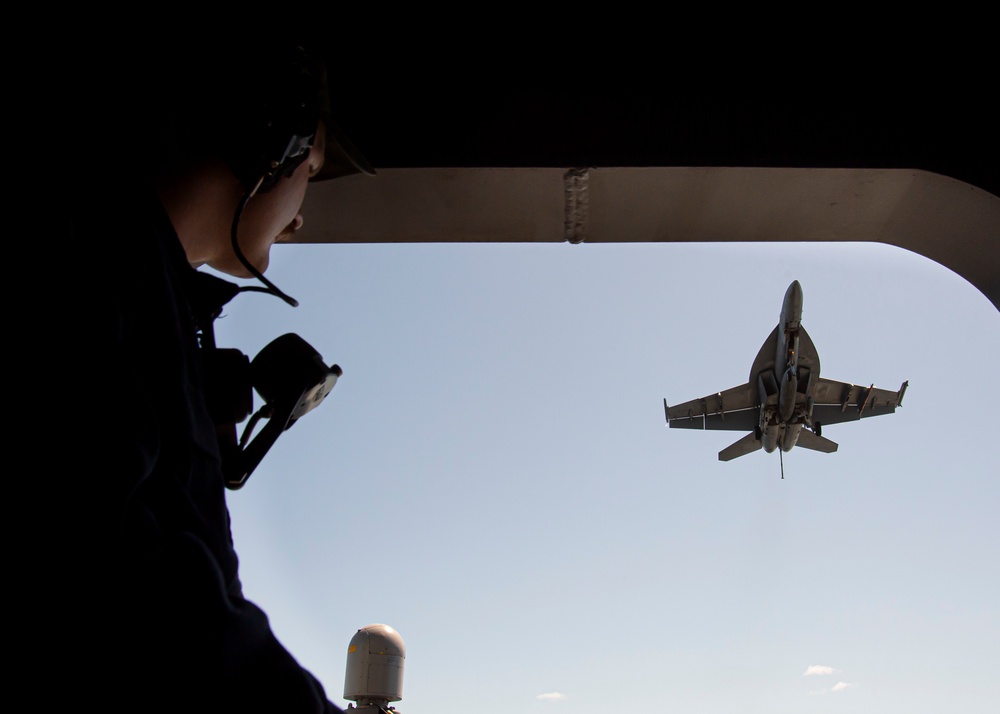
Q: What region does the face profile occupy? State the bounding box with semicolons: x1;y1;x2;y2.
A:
208;122;327;278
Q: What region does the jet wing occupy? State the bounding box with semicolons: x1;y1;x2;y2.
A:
810;378;908;426
664;385;758;432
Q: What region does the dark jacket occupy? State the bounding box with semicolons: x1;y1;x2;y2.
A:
46;186;342;712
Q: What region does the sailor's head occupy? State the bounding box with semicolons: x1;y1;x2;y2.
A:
134;40;373;276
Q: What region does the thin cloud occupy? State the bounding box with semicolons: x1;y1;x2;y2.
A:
536;692;567;701
803;665;836;676
806;681;856;696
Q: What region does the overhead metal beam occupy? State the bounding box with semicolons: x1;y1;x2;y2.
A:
296;166;1000;311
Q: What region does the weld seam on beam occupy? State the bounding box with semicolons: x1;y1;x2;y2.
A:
564;168;589;244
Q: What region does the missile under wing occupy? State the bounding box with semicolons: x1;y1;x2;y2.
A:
664;281;907;461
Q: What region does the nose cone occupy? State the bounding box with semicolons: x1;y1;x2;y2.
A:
785;280;802;305
782;280;803;324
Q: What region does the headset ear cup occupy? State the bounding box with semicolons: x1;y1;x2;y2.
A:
227;45;322;192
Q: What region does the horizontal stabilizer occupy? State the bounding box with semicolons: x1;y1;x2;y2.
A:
719;432;763;461
795;428;839;453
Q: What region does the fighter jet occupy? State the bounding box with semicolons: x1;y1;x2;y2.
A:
664;281;907;463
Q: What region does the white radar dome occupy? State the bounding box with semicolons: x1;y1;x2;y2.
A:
344;623;406;703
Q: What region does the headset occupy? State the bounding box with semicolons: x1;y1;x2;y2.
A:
195;46;342;487
225;44;325;196
223;43;329;308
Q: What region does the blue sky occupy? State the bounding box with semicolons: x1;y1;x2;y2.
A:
210;237;999;713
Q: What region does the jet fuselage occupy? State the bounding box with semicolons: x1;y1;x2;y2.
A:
766;280;807;451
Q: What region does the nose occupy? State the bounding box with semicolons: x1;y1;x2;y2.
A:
278;214;304;242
